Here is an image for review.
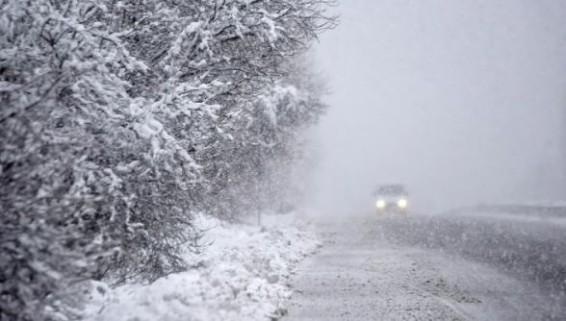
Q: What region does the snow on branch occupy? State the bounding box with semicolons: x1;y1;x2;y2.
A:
0;0;336;320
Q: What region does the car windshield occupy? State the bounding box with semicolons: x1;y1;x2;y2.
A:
376;185;407;196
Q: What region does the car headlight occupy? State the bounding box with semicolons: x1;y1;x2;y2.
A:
397;198;408;208
376;200;386;209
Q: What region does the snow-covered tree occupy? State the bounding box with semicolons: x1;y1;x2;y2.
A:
0;0;336;319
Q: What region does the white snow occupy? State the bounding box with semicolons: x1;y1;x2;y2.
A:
82;212;321;321
467;211;566;227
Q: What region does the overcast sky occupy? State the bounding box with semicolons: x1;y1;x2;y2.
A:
311;0;566;214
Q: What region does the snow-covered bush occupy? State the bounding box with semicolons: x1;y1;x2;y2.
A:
0;0;336;320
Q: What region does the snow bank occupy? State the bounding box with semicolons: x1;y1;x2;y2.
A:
83;213;321;321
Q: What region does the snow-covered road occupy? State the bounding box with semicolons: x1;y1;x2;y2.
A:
285;214;566;321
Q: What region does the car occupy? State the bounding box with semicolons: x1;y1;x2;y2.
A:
373;184;409;214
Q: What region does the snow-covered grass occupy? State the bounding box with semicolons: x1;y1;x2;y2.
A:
83;212;321;321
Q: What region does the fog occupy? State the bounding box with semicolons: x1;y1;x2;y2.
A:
312;0;566;215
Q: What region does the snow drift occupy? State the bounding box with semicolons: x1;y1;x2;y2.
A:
83;213;321;321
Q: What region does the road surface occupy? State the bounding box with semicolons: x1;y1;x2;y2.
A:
284;213;566;321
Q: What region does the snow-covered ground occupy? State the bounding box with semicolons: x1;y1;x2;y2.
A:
82;213;321;321
285;215;566;321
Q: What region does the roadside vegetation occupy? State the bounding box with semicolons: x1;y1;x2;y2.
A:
0;1;336;320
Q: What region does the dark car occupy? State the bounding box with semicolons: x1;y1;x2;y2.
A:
373;184;409;214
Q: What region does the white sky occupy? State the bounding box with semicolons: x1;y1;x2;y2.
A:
312;0;566;214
